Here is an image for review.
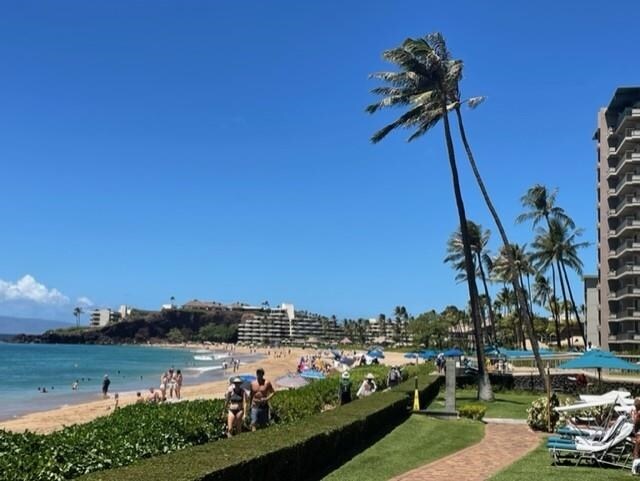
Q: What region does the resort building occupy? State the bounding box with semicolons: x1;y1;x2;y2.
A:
595;86;640;351
89;308;121;327
584;275;599;347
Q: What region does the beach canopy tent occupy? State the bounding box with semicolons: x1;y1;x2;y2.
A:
339;337;352;344
300;369;326;380
557;350;640;381
367;349;385;359
275;374;309;389
443;348;464;357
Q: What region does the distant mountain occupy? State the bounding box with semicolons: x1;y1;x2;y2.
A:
0;315;74;335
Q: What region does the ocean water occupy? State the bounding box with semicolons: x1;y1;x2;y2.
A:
0;343;263;420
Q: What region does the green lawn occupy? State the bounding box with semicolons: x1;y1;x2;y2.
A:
490;440;629;481
432;388;540;419
321;415;484;481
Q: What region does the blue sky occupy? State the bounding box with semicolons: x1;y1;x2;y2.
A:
0;1;634;322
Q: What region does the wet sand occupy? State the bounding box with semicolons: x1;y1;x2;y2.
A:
0;345;408;434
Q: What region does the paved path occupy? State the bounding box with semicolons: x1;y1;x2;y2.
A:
389;423;541;481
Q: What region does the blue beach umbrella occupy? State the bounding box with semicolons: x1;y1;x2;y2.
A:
300;369;326;380
557;350;640;381
367;349;385;359
275;374;309;389
419;350;437;360
443;348;464;357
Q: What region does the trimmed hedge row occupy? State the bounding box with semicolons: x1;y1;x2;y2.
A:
80;370;440;481
0;365;417;481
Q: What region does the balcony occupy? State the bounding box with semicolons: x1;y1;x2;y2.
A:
608;197;640;217
608;174;640;197
609;129;640;159
608;219;640;238
607;285;640;299
608;264;640;279
608;240;640;258
608;108;640;139
608;332;640;342
607;151;640;179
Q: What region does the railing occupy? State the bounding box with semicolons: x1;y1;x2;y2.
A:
609;264;640;277
610;197;640;216
607;151;640;177
610;108;640;137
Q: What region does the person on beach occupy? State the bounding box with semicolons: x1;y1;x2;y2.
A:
102;375;111;398
168;368;176;399
356;373;377;398
339;371;352;405
250;368;275;431
135;391;145;404
174;369;183;399
226;377;249;437
159;371;169;401
147;387;161;403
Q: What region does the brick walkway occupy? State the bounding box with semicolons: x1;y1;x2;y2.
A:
389;423;541;481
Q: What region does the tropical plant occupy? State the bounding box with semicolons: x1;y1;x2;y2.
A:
367;32;492;400
533;274;561;347
444;220;497;342
72;307;83;328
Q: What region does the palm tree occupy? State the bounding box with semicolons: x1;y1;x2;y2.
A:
533;274;561;347
444;221;497;343
517;185;575;229
368;33;492;400
430;34;547;391
73;307;83;327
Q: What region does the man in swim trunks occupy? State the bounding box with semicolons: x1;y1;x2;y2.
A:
249;368;275;431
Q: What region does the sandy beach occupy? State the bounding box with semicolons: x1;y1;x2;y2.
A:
0;344;408;434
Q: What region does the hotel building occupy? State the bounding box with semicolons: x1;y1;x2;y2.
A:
595;87;640;351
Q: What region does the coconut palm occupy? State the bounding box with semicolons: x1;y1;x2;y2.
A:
433;34;547;390
517;185;576;229
444;221;497;343
530;218;588;346
533;274;561;347
367;33;492;399
73;307;83;328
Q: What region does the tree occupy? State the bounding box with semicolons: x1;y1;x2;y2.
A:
530;217;589;346
166;328;185;344
367;33;492;400
533;274;561;348
444;220;497;343
73;307;83;328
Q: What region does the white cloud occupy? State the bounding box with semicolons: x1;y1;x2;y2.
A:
0;275;69;305
76;296;94;307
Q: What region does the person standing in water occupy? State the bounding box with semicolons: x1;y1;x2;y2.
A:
101;375;111;399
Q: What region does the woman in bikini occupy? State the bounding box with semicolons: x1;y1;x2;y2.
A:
226;377;248;437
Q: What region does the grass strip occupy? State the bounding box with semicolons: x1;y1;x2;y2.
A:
321;415;484;481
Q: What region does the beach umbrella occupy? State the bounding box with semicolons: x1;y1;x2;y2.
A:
275;374;309;389
443;348;464;357
419;349;437;360
300;369;326;380
557;350;640;381
340;337;352;344
367;349;385;359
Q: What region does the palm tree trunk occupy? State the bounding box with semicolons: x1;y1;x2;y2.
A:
477;252;497;343
559;258;587;346
526;273;534;316
442;99;492;401
454;107;547;394
556;259;572;348
550;264;562;347
518;272;528;350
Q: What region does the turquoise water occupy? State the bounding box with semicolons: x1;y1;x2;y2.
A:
0;343;262;420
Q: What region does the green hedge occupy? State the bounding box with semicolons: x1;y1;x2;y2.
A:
79;369;439;481
0;365;419;481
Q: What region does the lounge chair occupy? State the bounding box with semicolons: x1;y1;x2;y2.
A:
548;419;634;468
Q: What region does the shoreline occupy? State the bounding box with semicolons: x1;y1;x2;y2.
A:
0;344;407;434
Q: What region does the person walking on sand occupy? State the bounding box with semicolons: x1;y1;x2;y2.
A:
356;373;377;398
174;369;183;400
226;377;249;437
250;368;275;431
101;375;111;399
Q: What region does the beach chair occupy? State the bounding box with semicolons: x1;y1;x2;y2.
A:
548;414;627;445
548;419;634;469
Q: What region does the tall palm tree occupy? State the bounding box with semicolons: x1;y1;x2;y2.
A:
73;307;83;328
517;185;575;229
533;274;561;347
367;33;492;400
433;35;548;391
444;220;497;343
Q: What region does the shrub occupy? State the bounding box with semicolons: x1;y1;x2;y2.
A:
459;403;487;421
526;394;559;431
